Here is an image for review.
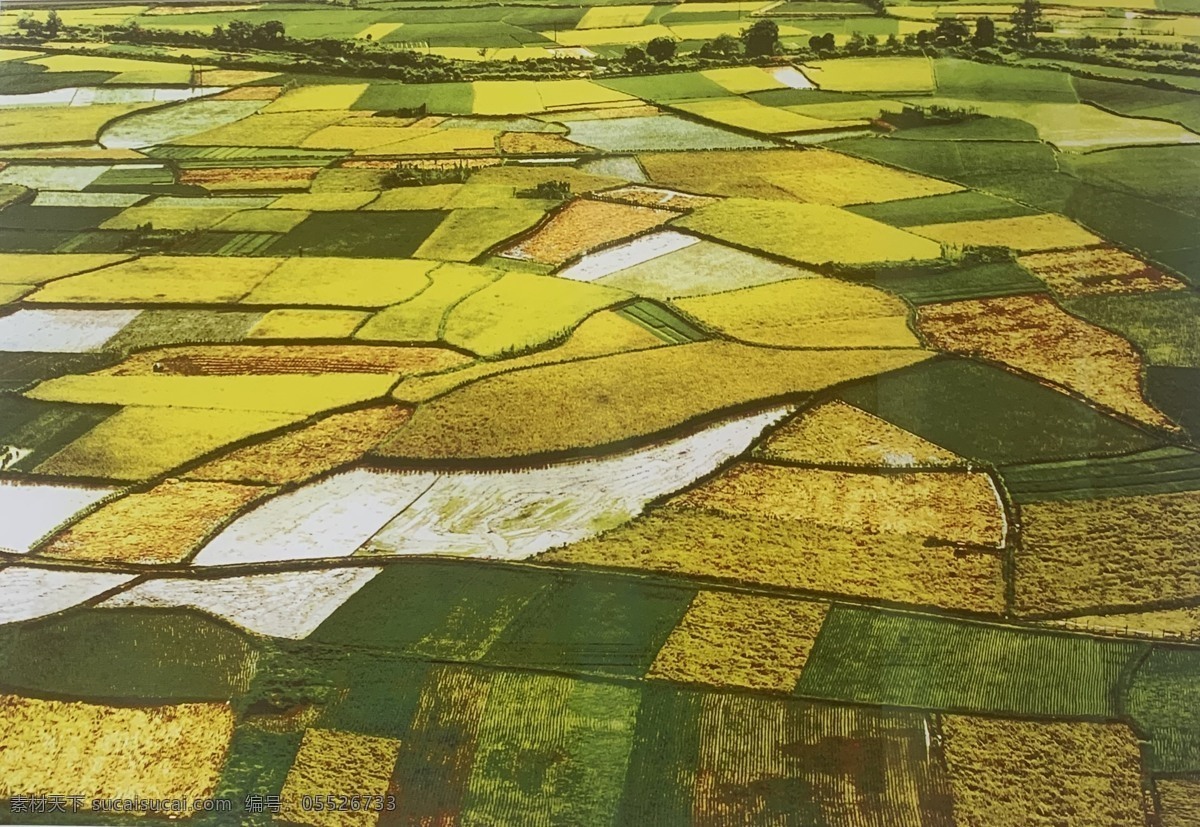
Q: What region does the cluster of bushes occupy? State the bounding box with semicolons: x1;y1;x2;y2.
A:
879;104;981;129
381;164;472;189
516;180;572;200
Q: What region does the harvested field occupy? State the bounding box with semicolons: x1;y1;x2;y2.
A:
647;592;828;692
674;276;919;348
910;214;1104;252
558;230;701;283
675;463;1005;547
241;257;434;307
1016;490;1200;615
375;342;931;459
563;114;771;153
441;270;627;357
104;344;465;377
37;481;268;564
593;185;718;212
500;198;675;267
756;400;965;467
102;567;383;639
596;236;813;299
279;728;401;827
0;480;117;554
34;406;305;481
0;566;135;624
1019;245;1187;297
543;507;1004;613
247;309;370;339
30;256;281;305
676;198;943;266
362;407;792;561
190;468;438;565
178;166;320;191
0;695;234;808
497;131;588;155
918;293;1173;429
0;308;141;352
185;405;411;486
941;716;1146;827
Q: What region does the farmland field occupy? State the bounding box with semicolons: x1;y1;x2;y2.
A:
0;11;1197;825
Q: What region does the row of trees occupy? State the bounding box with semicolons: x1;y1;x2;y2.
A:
620;20;783;65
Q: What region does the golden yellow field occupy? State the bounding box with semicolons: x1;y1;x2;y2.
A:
763;148;962;206
186;405;411;485
1017;245;1186;297
700;66;786;94
441;270;628;357
674;463;1006;547
1046;605;1200;640
1159;777;1200;827
210;208;310;234
392;309;663;402
503;198;674;266
269;191;378;211
910;214;1104;252
918;293;1173;428
35;406;307;481
265;83;369;113
1016;490;1200;615
803;57;936;92
242;257;435;307
755;400;965;467
648;591;828;692
0;253;132;284
29;373;398;415
173;111;345;147
676;198;944;265
279;728;401;827
38;480;267;564
0;695;234;809
247;309;372;339
101;205;242;232
29;255;281;304
542;506;1006;613
940;716;1146;827
674;276;919;348
106;344;467;377
356;127;501;157
379;343;933;458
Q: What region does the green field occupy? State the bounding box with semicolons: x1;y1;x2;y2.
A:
796;605;1146;718
1001;447;1200;502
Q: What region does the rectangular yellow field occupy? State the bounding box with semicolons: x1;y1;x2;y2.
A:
675;98;842;135
804;57;936;92
577;4;654;29
265;83;369;113
537;79;635;110
909;213;1104;252
470;81;545;115
0;695;234;809
355;22;403;40
700;67;787;95
29;256;282;304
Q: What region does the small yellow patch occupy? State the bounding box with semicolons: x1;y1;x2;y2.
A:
649;591;828;692
279;728;402;827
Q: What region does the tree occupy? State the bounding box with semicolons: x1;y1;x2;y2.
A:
972;16;996;47
699;33;741;59
45;10;62;37
622;45;646;64
1008;0;1042;47
934;17;970;46
646;36;677;62
820;31;836;52
740;19;779;57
